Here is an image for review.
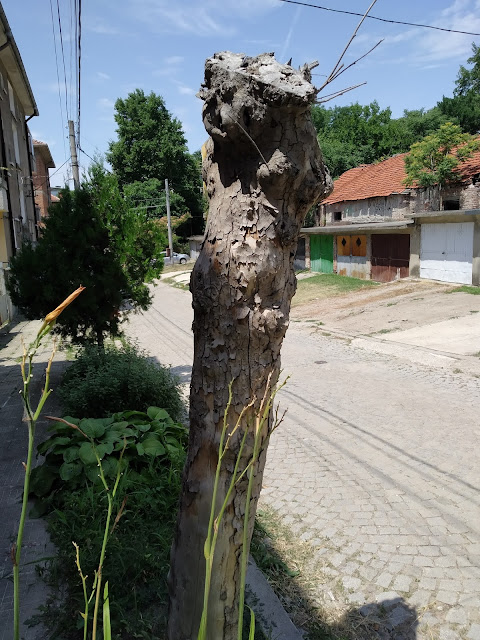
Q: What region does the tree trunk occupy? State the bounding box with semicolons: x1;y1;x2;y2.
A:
168;52;332;640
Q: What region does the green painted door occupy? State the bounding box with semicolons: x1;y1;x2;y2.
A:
310;235;333;273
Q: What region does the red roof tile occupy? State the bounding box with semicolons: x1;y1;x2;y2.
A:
321;154;408;205
322;147;480;206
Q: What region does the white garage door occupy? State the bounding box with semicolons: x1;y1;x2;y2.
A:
420;222;474;284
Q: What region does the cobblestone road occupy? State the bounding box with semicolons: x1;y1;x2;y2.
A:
127;282;480;640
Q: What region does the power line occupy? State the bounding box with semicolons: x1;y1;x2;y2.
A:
49;0;68;161
56;0;70;121
77;0;82;148
277;0;480;36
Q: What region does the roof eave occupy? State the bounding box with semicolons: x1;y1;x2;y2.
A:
0;3;38;117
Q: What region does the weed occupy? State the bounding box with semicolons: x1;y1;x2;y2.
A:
470;310;479;314
445;285;480;295
59;340;184;420
453;368;463;374
386;302;397;307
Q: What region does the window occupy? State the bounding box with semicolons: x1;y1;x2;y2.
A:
443;198;460;211
334;211;342;222
12;122;20;166
8;81;15;115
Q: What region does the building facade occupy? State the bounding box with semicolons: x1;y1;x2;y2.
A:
0;3;38;324
302;151;480;285
32;139;55;226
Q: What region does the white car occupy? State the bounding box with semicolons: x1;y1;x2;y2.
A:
161;251;189;265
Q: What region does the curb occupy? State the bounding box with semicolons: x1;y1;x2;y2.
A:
246;558;303;640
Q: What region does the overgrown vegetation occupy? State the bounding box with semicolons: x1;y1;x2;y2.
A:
59;341;184;420
30;408;186;638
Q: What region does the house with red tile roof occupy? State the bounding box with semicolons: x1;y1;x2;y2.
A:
300;149;480;286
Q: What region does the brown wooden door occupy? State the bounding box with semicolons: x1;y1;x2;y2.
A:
371;234;410;282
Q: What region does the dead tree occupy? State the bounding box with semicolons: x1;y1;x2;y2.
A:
168;52;333;640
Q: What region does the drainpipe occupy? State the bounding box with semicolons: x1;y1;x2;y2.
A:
24;114;37;238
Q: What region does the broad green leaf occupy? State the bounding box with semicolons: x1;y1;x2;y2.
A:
147;407;170;421
101;457;119;478
136;442;145;455
85;464;100;483
29;465;56;497
37;436;71;455
79;418;107;438
59;461;82;481
78;442;98;465
141;435;166;457
63;446;80;463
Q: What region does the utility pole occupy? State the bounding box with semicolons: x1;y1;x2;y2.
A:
165;178;174;259
68;120;80;191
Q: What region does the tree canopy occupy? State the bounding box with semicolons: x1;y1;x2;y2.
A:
107;89;203;220
8;168;166;344
312;102;450;178
403;122;480;188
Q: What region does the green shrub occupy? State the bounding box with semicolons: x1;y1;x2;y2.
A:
29;408;187;638
59;341;184;419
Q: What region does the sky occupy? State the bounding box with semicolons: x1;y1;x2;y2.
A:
3;0;480;187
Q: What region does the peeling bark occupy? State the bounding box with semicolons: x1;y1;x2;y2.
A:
168;52;333;640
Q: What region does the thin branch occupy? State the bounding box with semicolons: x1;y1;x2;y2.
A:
330;39;383;83
316;82;367;104
316;0;379;95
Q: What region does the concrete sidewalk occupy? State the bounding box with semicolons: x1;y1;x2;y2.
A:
0;318;67;640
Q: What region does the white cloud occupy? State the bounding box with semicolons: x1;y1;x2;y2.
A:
177;85;196;96
165;56;184;66
96;71;111;81
88;21;122;35
279;5;301;63
97;98;115;110
130;0;279;37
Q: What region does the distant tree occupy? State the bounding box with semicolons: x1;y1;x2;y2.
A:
455;43;480;96
123;178;188;219
8;168;166;344
404;122;480;188
436;44;480;134
107;89;203;219
312;102;447;178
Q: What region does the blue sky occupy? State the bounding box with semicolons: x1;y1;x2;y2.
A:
4;0;480;187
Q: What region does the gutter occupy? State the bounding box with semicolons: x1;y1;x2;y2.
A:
301;220;415;234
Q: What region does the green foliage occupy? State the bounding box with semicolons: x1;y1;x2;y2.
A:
455;42;480;96
31;411;186;638
404;122;480;188
85;163;167;293
30;407;187;499
7;189;129;343
59;341;184;420
124;178;188;219
107;89;203;220
312;101;450;178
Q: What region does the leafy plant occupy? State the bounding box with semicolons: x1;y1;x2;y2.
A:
59;341;184;420
30;407;187;500
12;287;85;640
404;122;480;188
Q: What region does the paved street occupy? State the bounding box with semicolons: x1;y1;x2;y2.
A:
129;280;480;639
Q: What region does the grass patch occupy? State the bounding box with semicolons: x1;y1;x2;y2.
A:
293;274;378;307
162;276;190;291
445;285;480;295
161;263;193;275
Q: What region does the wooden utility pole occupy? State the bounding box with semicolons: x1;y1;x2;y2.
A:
165;178;174;259
68;120;80;190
